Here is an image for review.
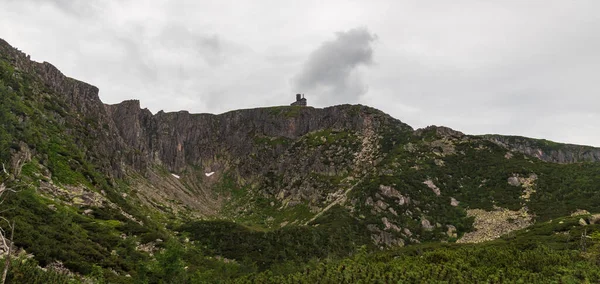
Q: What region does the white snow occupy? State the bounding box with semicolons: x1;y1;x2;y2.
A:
205;172;215;177
171;174;180;179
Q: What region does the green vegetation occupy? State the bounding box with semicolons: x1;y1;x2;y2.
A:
179;206;372;271
0;187;168;283
3;45;600;283
230;217;600;283
0;49;167;283
233;243;600;283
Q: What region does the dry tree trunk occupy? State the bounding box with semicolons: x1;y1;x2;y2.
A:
0;222;13;284
0;182;15;284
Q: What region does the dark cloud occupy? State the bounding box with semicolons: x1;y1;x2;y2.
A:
293;27;377;105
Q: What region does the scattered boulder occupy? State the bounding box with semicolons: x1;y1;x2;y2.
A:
579;218;588;226
446;225;457;238
367;224;404;247
434;159;445;166
571;209;590;216
590;214;600;225
379;185;408;205
450;197;459;207
46;260;72;275
382;217;401;232
403;143;417;153
376;200;389;210
379;185;401;199
371;230;404;247
423;179;441;196
507;177;521;187
421;219;434;231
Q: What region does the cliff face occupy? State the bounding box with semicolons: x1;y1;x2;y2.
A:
4;37;597;183
484;135;600;163
105;101;409;172
3;37;600;252
2;38;419;219
104;101;414;216
0;38;131;179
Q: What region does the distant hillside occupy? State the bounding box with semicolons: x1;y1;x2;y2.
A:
1;38;600;283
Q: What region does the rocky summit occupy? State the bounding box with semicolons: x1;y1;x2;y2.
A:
1;38;600;283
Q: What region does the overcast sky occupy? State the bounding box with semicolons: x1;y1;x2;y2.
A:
1;0;599;146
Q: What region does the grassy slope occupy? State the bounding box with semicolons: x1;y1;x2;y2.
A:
2;47;600;283
0;46;169;283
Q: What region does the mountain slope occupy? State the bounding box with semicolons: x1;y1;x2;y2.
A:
1;38;600;282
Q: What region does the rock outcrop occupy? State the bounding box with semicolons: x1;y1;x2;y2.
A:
3;36;600;252
485;135;600;163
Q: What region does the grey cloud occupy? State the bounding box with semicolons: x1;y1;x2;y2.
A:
159;25;225;66
17;0;103;18
293;27;377;105
116;36;158;83
2;0;599;146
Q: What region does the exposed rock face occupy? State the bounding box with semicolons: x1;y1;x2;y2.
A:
450;197;459;207
421;219;434;231
423;179;441;196
3;37;600;251
379;185;407;205
1;38;416;217
368;224;404;247
414;125;600;164
507;176;521;187
415;125;464;139
446;225;457;238
485;135;600;163
0;38;129;179
571;209;590;216
106;102;403;174
382;217;401;232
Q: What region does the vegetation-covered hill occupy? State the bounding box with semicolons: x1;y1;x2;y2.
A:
1;38;599;283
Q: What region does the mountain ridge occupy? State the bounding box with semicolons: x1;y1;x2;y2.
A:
2;37;600;282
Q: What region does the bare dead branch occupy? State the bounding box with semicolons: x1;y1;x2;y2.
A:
1;222;14;284
0;231;7;253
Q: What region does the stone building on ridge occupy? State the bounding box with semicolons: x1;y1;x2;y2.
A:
291;94;307;106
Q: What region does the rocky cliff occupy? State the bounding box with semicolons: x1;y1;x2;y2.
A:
2;36;600;261
484;134;600;163
4;37;600;281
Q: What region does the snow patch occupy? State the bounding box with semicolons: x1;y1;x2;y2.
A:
171;174;180;179
205;172;215;177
